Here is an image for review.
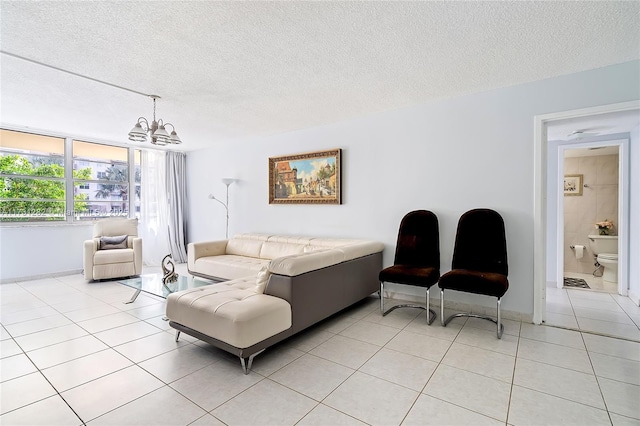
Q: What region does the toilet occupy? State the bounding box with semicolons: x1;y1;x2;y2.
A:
587;235;618;284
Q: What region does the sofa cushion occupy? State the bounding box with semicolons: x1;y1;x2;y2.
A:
188;234;385;282
255;266;271;294
226;239;263;258
93;218;138;238
99;235;128;250
308;238;364;248
93;248;134;265
267;235;314;245
303;245;327;253
335;241;386;262
166;278;291;349
259;241;306;260
194;255;268;280
234;233;272;242
268;249;345;276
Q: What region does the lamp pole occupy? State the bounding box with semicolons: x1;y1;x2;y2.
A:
209;178;235;239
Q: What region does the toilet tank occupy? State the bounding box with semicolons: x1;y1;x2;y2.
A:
587;235;618;255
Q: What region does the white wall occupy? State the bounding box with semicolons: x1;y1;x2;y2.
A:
187;60;640;316
0;223;93;281
629;124;640;304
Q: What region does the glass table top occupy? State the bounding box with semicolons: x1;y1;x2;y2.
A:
118;274;220;300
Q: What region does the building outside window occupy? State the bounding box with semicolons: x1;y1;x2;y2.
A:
73;140;133;220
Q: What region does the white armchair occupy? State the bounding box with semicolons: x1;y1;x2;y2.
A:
83;218;142;281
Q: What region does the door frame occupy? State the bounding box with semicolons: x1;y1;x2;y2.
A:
533;100;639;324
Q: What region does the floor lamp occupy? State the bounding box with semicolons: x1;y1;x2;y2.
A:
208;178;236;239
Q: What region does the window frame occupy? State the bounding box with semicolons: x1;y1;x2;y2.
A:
1;126;143;225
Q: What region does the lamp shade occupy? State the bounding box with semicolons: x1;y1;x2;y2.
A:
152;125;170;144
128;123;148;142
221;178;236;186
169;131;182;144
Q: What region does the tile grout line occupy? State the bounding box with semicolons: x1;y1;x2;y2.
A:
320;304;427;426
4;335;87;425
403;314;512;425
397;304;458;425
4;278;222;424
505;327;522;426
580;331;614;426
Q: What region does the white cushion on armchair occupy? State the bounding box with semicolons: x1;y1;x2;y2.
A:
83;218;142;281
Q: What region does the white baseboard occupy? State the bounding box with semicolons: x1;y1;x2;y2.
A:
0;269;83;284
628;290;640;306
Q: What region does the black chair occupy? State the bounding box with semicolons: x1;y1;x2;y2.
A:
438;208;509;338
379;210;440;324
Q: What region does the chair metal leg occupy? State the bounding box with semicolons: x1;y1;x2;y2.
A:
440;289;446;326
440;292;504;339
496;298;503;339
380;281;435;324
425;288;435;325
175;331;180;342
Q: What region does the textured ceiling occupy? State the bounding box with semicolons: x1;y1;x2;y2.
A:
1;1;639;151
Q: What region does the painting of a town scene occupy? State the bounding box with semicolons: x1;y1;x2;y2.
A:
269;149;341;204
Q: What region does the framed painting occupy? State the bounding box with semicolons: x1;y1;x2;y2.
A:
269;149;341;204
564;174;583;196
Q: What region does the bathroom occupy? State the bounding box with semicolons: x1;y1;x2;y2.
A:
563;146;619;293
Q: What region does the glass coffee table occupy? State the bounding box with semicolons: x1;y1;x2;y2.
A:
118;274;221;304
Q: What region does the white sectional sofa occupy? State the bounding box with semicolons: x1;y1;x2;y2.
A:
166;233;384;373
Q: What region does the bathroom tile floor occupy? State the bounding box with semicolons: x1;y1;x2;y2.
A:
1;267;639;425
548;273;640;342
564;271;617;294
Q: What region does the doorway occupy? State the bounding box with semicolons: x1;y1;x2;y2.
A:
557;141;625;295
533;101;640;331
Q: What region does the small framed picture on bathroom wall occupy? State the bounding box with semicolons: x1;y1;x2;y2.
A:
564;174;583;196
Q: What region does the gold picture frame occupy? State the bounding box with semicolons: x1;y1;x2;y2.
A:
269;149;341;204
564;174;583;196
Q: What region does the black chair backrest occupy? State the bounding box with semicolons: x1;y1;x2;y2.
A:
394;210;440;270
451;209;508;275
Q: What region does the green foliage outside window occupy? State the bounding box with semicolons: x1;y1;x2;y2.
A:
0;154;92;221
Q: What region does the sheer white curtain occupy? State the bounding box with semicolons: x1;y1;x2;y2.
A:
166;152;188;263
140;150;171;266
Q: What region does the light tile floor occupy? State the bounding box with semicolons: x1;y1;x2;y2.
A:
547;272;640;342
1;268;639;425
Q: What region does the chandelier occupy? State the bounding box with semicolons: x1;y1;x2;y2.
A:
128;96;182;145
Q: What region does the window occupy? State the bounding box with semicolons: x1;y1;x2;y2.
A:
0;130;66;222
1;129;141;223
73;141;130;220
